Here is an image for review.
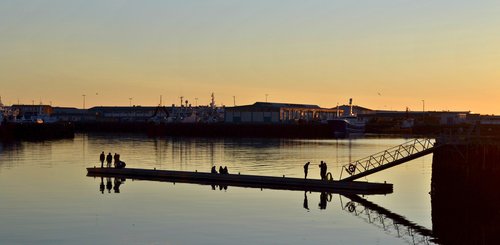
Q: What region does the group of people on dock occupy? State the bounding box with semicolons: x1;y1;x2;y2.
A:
99;151;126;169
303;161;329;180
211;165;229;174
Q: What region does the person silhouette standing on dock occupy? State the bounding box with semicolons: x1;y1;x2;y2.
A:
106;153;112;168
211;166;218;174
113;153;119;168
319;161;323;180
303;162;310;179
319;161;328;180
322;162;328;180
99;151;105;168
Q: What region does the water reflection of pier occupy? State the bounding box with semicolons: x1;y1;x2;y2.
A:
300;191;435;244
90;169;432;244
93;175;434;245
340;194;434;245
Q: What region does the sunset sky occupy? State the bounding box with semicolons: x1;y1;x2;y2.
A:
1;1;499;114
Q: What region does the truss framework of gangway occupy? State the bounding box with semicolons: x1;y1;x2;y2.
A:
340;138;439;181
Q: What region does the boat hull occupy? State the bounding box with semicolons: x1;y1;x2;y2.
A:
328;119;365;138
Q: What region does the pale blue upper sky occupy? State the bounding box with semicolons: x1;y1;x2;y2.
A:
1;1;499;113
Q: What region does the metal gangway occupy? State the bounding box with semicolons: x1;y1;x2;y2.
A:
340;138;439;181
340;194;436;245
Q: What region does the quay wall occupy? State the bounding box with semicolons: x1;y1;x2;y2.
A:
76;122;335;138
431;138;500;244
71;121;500;138
0;123;74;141
433;138;500;189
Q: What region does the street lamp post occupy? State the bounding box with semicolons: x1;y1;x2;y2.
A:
421;100;425;122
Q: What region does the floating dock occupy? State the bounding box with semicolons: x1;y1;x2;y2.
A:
86;167;392;195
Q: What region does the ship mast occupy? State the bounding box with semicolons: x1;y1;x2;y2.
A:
210;93;215;109
349;98;353;116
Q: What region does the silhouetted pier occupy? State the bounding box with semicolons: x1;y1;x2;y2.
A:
86;167;393;195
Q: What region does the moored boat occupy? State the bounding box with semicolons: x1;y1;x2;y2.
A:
328;98;366;137
329;116;366;137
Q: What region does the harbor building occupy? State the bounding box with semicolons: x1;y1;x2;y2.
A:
224;102;341;124
360;110;470;126
11;104;53;118
52;107;95;122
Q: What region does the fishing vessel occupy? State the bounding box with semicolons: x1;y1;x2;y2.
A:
329;116;366;137
328;98;366;137
0;102;74;140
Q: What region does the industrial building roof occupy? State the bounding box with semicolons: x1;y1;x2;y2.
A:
226;102;322;111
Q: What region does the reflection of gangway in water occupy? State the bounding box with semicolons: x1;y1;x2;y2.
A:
340;194;436;245
339;138;440;181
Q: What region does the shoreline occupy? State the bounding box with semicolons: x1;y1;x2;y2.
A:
2;121;500;141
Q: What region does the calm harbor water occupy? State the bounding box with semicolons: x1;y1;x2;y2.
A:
0;134;434;244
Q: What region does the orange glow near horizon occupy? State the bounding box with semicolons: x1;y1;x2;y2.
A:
1;1;499;114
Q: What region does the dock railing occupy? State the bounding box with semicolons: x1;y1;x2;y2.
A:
340;138;436;181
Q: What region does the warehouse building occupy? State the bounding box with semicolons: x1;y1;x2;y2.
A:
224;102;340;124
